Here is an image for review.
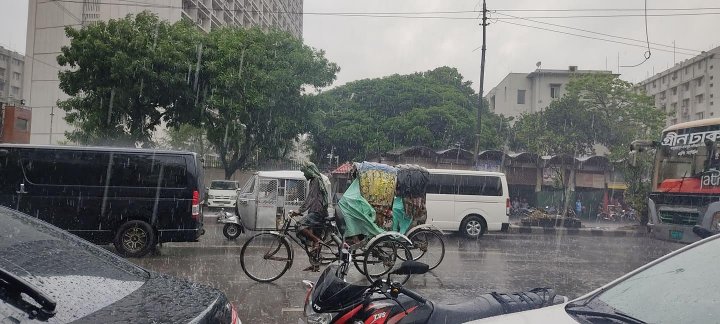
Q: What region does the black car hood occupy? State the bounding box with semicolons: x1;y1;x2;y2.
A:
77;272;227;324
0;207;226;323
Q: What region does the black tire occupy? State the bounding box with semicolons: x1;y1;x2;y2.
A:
408;230;445;270
114;220;156;258
223;223;242;240
460;215;485;239
362;237;413;284
240;233;293;282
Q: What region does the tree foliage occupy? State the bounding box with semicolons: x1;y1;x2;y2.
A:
197;27;339;178
511;73;665;220
57;12;201;146
310;67;511;161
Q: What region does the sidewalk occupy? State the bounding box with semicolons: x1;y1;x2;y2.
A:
508;220;649;237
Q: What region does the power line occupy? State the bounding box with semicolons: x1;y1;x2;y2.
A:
491;11;701;53
53;1;720;20
494;7;720;12
494;20;697;56
621;0;651;68
492;12;720;19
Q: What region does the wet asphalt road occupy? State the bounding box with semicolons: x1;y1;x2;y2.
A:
129;221;684;324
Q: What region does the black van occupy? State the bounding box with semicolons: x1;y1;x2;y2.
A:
0;144;205;257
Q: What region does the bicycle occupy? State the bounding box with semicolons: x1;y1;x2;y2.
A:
240;209;414;283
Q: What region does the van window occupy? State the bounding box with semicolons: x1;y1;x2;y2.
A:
21;150;111;186
427;174;457;194
110;154;187;188
457;175;503;196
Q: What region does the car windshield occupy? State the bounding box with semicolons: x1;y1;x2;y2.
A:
590;236;720;323
210;181;238;190
3;0;720;322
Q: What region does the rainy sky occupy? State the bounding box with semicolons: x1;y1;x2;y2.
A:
2;0;720;93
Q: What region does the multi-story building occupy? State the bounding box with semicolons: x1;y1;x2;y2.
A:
24;0;303;144
638;46;720;125
485;66;614;120
0;46;24;106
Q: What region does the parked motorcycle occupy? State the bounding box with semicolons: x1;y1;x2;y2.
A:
303;261;566;324
217;208;244;239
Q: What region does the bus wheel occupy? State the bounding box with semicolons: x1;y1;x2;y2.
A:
460;215;485;239
114;220;156;258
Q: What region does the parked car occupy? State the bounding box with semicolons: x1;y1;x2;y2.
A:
469;229;720;323
0;144;205;257
206;180;240;211
0;206;239;323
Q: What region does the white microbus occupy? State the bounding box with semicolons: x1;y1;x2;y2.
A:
426;169;510;238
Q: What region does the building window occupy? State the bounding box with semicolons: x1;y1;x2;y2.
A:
697;112;705;120
697;94;704;103
517;89;526;104
672;87;677;95
684;83;690;91
653;80;656;88
699;61;703;69
12;59;21;66
672;71;678;79
0;81;4;91
14;118;28;131
659;91;666;100
12;72;20;80
10;86;19;95
686;66;690;74
697;77;704;87
712;76;715;80
662;76;666;83
0;56;6;63
550;84;561;99
0;67;4;78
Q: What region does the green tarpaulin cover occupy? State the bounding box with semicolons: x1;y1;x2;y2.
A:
392;196;412;234
338;179;384;238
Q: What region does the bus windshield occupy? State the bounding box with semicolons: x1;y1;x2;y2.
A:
655;129;720;192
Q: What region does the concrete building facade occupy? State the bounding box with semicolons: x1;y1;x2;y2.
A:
638;46;720;126
24;0;303;144
485;67;614;120
0;46;25;106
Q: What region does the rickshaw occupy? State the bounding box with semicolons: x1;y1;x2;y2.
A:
238;164;445;283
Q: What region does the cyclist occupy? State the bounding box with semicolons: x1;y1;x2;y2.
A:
290;162;330;271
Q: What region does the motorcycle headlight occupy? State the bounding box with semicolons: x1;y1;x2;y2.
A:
710;212;720;231
304;293;334;324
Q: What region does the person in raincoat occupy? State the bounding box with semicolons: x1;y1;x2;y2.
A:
290;162;330;271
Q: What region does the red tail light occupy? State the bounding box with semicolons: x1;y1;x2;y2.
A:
506;198;511;216
192;190;200;220
230;302;239;324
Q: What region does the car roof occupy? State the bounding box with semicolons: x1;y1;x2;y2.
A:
0;143;195;155
426;168;506;177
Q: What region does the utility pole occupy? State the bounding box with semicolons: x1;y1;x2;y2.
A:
473;0;488;167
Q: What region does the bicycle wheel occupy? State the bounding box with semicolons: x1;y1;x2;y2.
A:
362;237;412;283
305;233;340;265
408;230;445;270
240;233;293;282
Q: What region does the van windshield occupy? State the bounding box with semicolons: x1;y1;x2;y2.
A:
210;181;238;190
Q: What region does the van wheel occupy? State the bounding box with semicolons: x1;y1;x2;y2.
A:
460;215;485;239
114;220;156;258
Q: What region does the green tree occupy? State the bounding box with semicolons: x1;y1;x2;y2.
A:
565;74;664;222
57;12;201;146
197;27;338;179
160;124;212;156
310;67;511;161
511;96;598;213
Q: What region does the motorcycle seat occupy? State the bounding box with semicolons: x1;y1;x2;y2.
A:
428;288;562;323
